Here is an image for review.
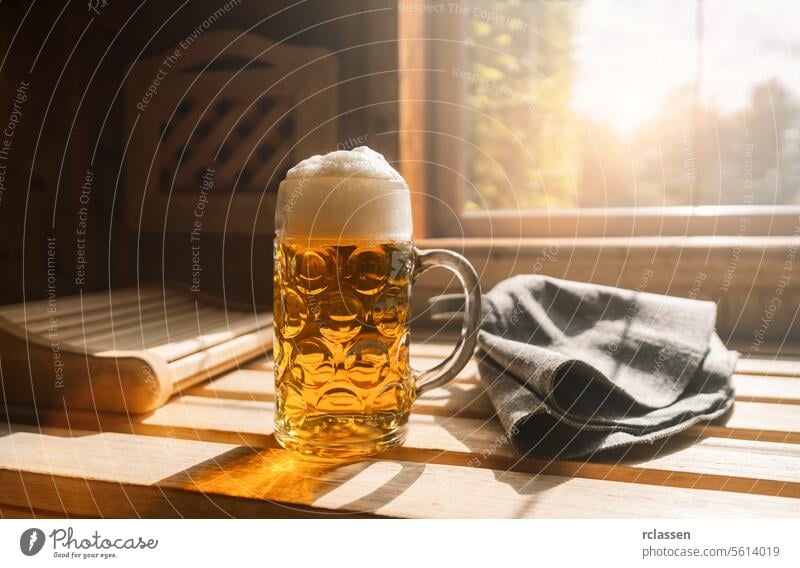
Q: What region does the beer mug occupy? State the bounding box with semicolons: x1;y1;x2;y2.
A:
273;148;481;459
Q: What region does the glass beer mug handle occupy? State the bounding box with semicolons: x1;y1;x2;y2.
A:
412;248;482;396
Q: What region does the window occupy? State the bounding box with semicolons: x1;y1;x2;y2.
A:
401;0;800;237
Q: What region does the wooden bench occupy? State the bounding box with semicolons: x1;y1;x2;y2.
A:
1;341;799;518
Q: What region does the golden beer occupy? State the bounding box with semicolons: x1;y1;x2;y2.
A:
273;237;415;458
273;147;481;459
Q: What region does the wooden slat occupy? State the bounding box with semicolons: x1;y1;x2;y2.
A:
57;296;198;337
690;402;800;443
244;357;273;372
190;369;274;401
0;503;82;519
735;357;800;378
733;374;800;404
728;338;800;358
57;304;198;342
97;311;231;352
1;423;797;518
25;294;191;335
6;387;800;498
167;327;273;385
72;309;270;367
78;307;229;351
0;286;170;325
151;313;272;362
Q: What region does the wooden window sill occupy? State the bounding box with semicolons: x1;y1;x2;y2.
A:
413;236;800;341
460;206;800;238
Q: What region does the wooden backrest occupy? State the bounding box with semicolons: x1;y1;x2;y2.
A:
125;30;338;234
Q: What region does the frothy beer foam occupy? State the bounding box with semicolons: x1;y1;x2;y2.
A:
286;146;404;181
276;146;412;240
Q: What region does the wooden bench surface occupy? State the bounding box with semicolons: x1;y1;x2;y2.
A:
1;341;799;518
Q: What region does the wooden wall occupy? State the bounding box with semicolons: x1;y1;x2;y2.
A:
0;0;399;307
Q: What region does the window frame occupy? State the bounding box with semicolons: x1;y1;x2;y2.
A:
398;4;800;239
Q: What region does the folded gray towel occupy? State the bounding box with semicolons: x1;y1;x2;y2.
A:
432;275;737;459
